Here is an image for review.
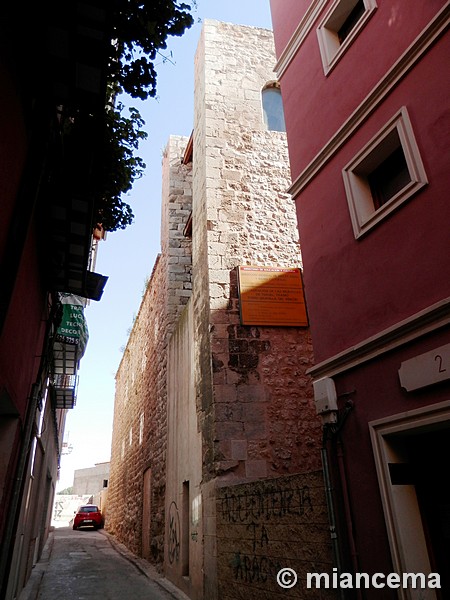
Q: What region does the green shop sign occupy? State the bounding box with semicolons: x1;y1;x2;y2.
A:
56;300;89;358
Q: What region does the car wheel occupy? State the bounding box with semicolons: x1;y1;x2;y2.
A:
72;525;77;530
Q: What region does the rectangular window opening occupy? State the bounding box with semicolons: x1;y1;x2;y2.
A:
368;146;411;209
139;413;144;445
317;0;377;75
182;481;190;577
342;107;427;238
338;0;366;43
337;0;366;44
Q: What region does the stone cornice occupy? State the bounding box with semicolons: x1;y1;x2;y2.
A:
273;0;327;78
308;298;450;379
288;2;450;199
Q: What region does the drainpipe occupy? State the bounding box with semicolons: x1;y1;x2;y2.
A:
321;439;346;600
336;437;363;600
314;378;362;599
314;377;345;597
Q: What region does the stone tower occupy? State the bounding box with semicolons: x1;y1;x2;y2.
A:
108;20;333;600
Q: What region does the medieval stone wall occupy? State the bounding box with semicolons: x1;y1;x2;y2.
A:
106;136;192;563
108;21;331;598
190;21;327;598
192;21;321;485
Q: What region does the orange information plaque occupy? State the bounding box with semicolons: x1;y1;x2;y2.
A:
237;266;308;327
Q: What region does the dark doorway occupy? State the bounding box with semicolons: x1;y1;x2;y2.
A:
406;429;450;597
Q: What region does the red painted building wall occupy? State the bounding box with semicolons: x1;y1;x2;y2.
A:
271;0;449;363
0;226;47;418
298;42;449;361
2;3;111;595
0;63;53;600
0;66;45;532
271;0;450;595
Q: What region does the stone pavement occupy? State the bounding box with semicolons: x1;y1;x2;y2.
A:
18;526;190;600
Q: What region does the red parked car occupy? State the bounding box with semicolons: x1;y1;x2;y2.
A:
73;504;103;530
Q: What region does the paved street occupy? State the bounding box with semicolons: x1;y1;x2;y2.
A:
23;527;185;600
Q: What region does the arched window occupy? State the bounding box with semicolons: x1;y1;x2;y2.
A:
262;83;286;132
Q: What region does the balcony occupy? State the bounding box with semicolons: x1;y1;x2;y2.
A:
51;374;78;410
50;295;88;409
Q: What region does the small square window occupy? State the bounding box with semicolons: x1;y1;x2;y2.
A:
337;0;366;43
342;107;428;239
317;0;377;75
367;145;411;210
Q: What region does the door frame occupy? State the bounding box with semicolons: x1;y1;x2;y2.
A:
369;400;450;600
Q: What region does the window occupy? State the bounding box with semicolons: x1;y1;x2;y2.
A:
79;505;99;513
342;107;428;238
139;413;144;445
367;145;410;210
337;0;365;43
262;83;286;132
182;481;190;576
317;0;377;74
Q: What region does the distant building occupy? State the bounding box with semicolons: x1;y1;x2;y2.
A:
51;462;110;527
73;462;110;496
107;20;333;600
270;0;450;593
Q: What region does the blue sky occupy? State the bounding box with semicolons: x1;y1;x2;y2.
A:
58;1;273;491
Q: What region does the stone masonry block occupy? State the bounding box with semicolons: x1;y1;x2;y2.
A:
245;459;267;478
231;440;248;460
236;385;266;403
214;384;238;403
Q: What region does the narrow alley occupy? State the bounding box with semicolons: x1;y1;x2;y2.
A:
22;527;186;600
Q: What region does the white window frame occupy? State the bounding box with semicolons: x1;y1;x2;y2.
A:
317;0;377;75
342;107;428;239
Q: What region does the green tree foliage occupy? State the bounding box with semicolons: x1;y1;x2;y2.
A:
110;1;195;101
95;1;195;231
95;101;147;232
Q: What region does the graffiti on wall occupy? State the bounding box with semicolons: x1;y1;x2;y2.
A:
231;551;281;585
230;521;279;584
222;484;313;585
221;484;313;524
168;501;180;564
52;494;91;525
217;473;332;597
